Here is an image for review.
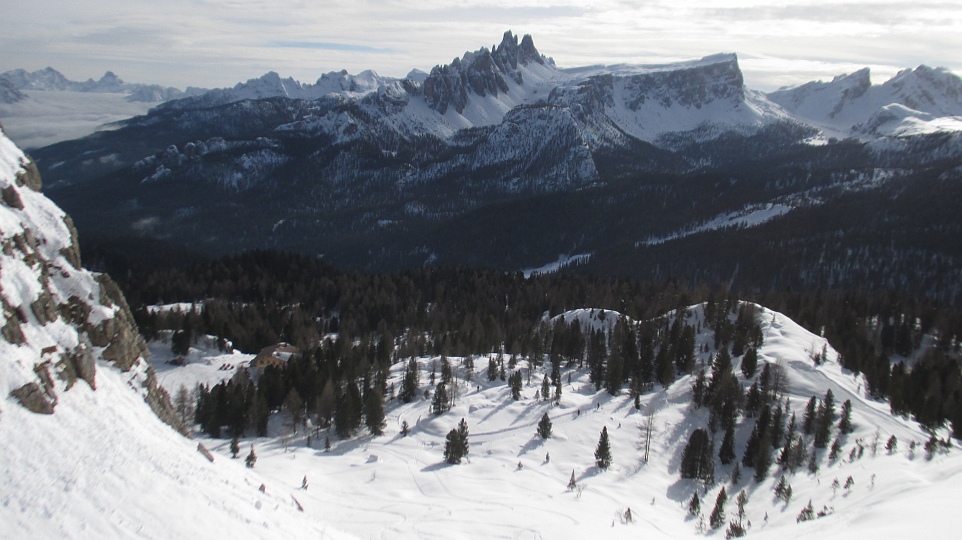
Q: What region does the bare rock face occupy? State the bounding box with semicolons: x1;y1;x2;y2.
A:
423;31;547;114
0;131;179;432
91;274;149;372
10;382;56;414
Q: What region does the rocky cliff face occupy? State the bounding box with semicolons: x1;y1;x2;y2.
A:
0;126;180;431
422;30;551;114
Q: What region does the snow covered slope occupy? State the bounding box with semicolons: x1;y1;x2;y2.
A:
767;66;962;138
0;131;350;539
161;302;960;539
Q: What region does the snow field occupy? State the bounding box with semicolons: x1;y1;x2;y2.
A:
177;303;962;539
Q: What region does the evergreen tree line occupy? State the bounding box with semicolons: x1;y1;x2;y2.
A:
116;250;962;437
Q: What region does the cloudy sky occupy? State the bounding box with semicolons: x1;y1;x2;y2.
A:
2;0;960;92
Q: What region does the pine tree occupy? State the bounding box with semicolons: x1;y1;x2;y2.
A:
248;392;269;437
691;369;707;408
595;426;612;470
440;356;453;386
802;396;817;435
537;413;553;439
814;389;836;447
431;383;449;416
741;348;758;379
770;405;784;449
364;389;385;436
400;358;419;403
688;491;701;516
487;357;498;382
753;429;773;481
443;418;470;464
457;417;470;458
807;448;819;474
510;371;523;401
742;424;759;468
245;445;257;468
783;412;797;450
885;435;898;454
541;376;551;401
796;500;815;522
656;343;675;388
283;387;304;428
730;463;741;484
174;384;194;431
719;423;736;465
230;434;240;458
444;428;462;464
735;489;749;522
567;470;577;491
829;438;842;462
838;399;853;434
709;487;727;529
725;520;746;538
681;429;711;479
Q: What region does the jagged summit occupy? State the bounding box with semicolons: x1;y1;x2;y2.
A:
422;30;553;114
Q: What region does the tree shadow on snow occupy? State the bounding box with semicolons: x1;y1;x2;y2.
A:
420;461;455;473
666;478;698;504
517;435;545;457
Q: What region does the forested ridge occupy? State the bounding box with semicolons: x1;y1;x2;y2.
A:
117;250;962;440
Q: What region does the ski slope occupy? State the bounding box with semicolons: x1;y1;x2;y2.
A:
166;304;961;539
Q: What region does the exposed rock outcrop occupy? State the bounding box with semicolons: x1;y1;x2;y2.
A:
423;31;550;114
0;130;179;432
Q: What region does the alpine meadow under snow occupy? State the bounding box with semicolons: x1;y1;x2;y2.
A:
144;303;962;539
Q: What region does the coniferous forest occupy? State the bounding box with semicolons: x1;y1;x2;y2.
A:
111;250;962;443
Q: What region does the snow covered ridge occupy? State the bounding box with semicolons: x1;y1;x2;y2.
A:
0;131;352;538
639;203;793;247
0;128;168;418
0;66;205;103
767;65;962;139
153;31;962;143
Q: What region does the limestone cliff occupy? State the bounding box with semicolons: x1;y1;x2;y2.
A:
0;125;181;432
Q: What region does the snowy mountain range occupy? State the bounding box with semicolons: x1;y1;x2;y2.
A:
1;125;959;538
31;31;962;301
0;67;208;149
768;65;962;138
151;31;962;142
0;67;205;103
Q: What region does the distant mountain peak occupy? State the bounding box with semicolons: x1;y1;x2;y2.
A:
767;63;962;137
422;30;553;114
0;66;196;103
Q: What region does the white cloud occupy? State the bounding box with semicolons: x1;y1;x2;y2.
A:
0;0;959;91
